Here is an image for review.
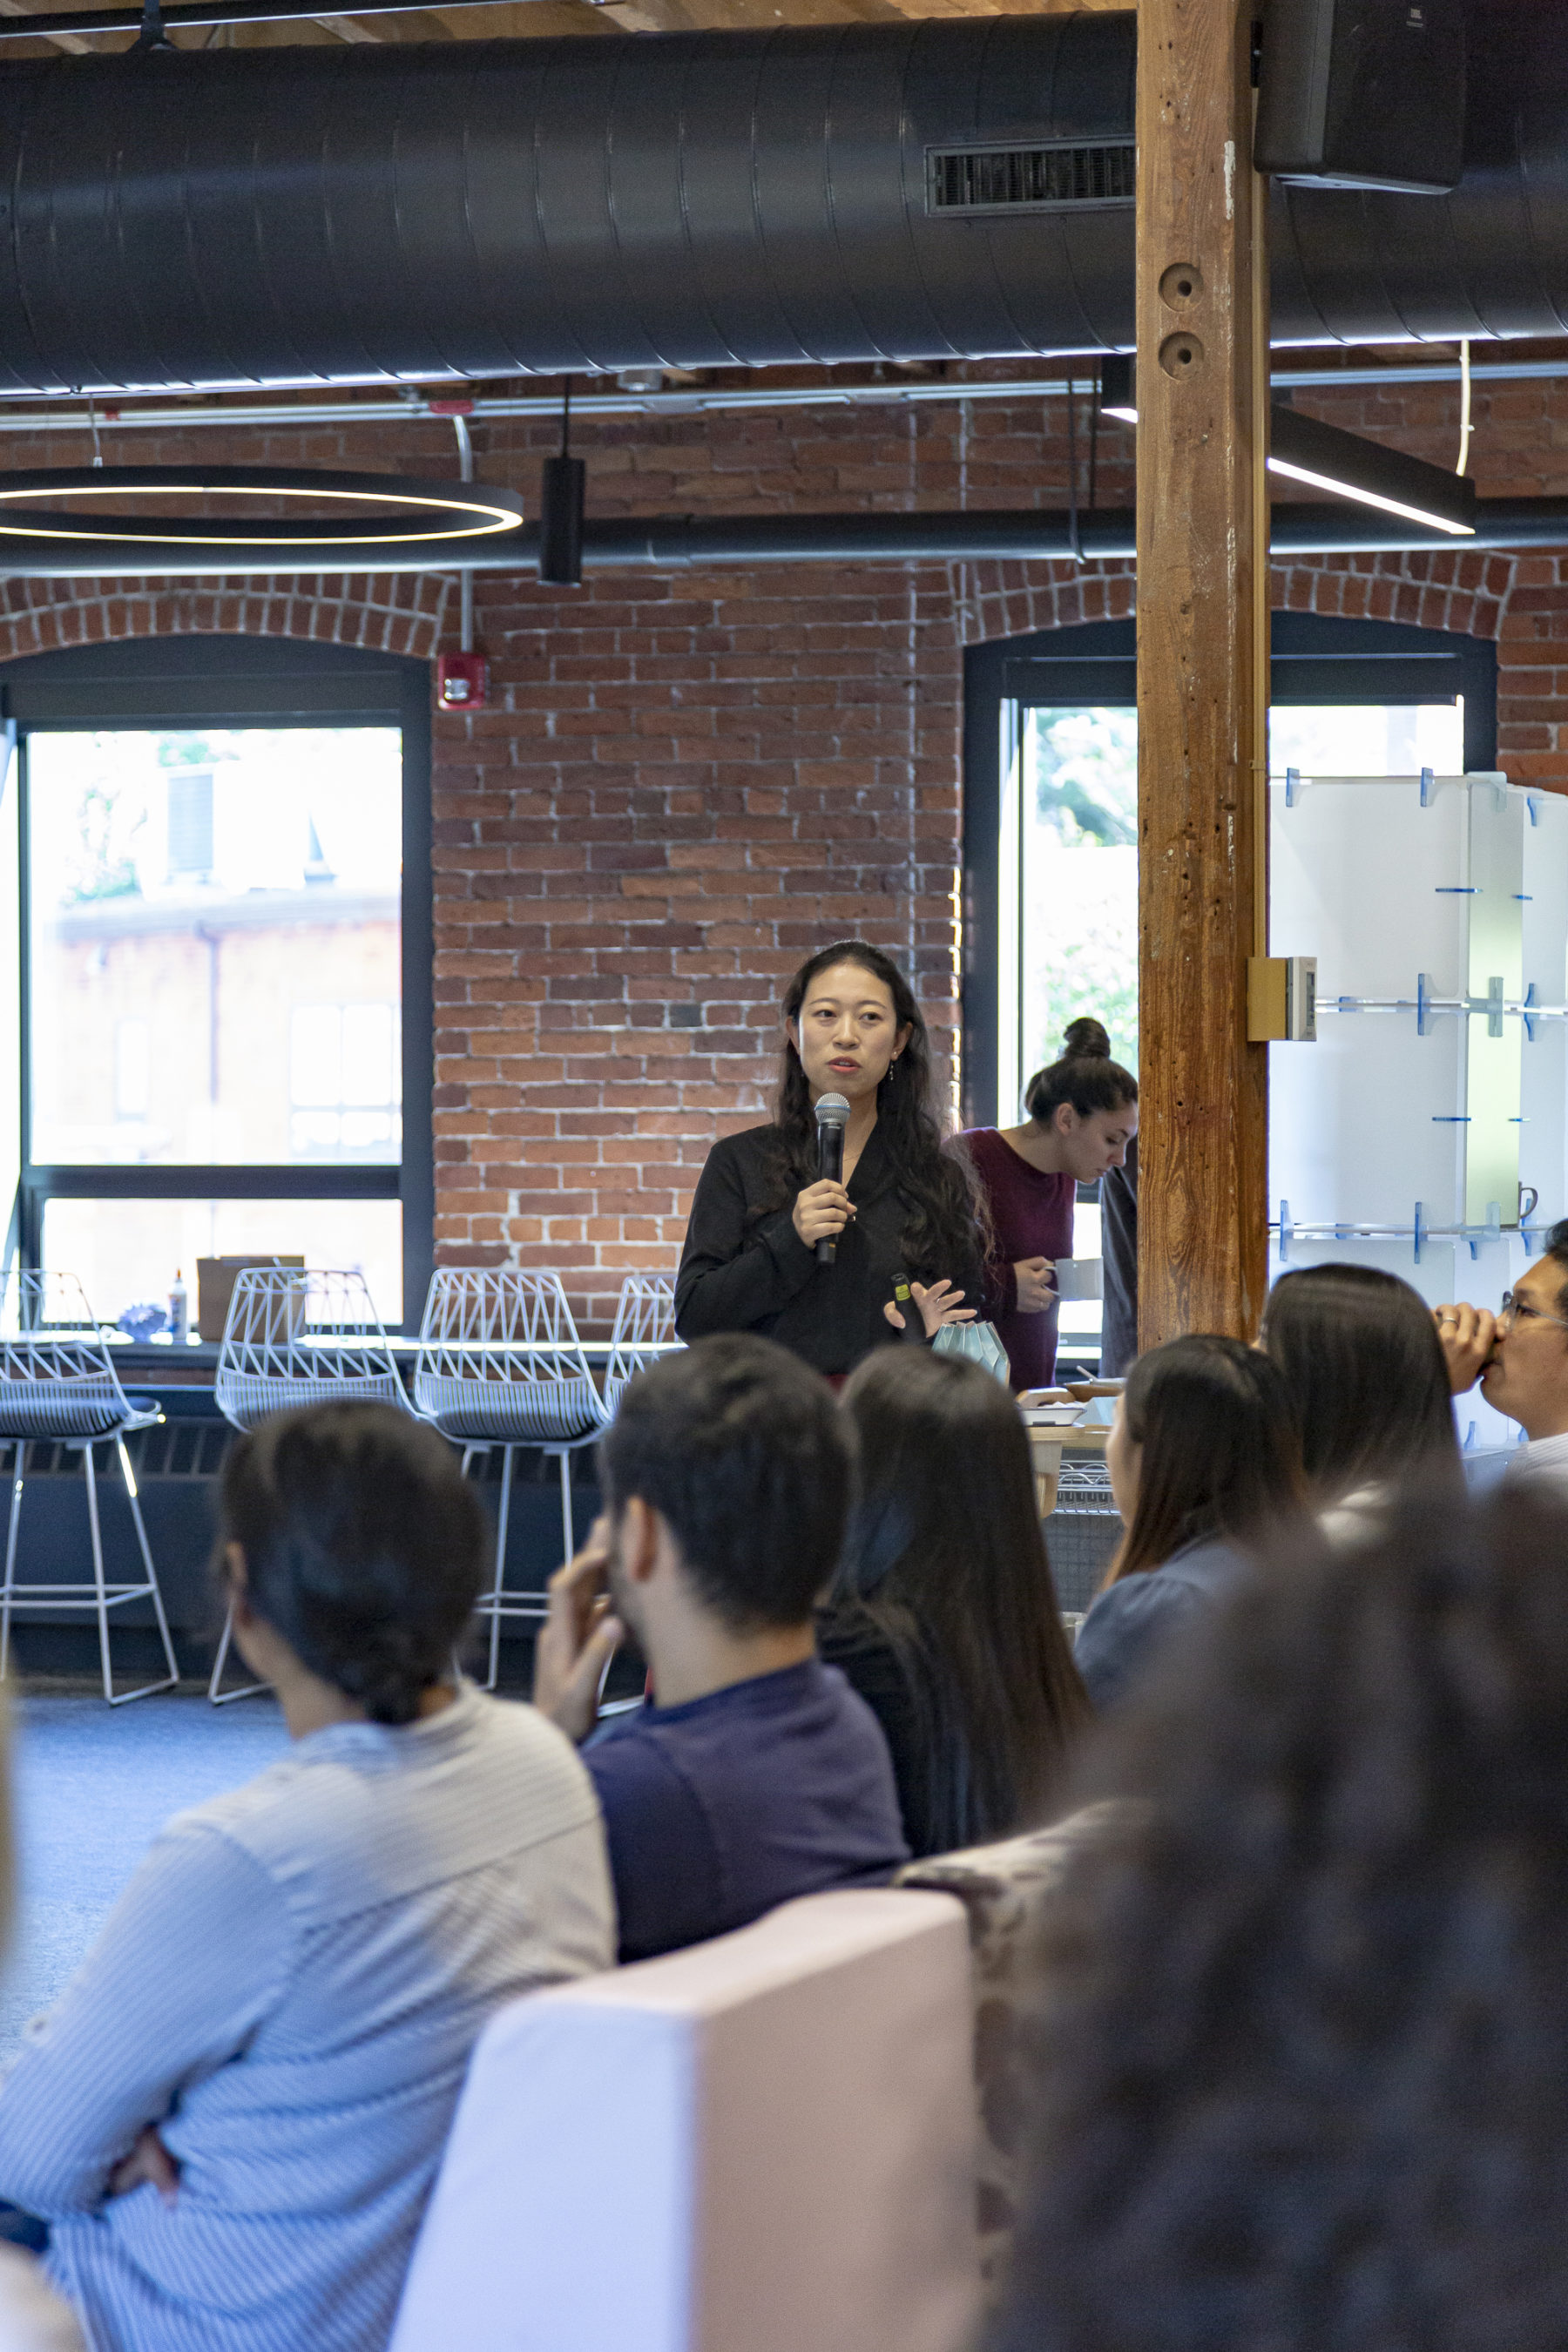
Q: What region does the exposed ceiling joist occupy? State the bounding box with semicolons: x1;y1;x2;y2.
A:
0;0;91;51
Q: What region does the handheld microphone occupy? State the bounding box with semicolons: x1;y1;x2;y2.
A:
814;1092;851;1265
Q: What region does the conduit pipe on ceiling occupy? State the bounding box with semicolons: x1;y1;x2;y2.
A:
0;3;1564;396
2;352;1568;443
0;499;1562;577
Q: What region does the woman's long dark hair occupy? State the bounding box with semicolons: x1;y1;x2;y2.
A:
1261;1262;1460;1503
831;1348;1092;1851
1110;1334;1304;1583
768;939;981;1284
996;1486;1568;2352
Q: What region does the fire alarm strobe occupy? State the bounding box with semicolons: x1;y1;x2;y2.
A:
436;652;490;711
1254;0;1466;194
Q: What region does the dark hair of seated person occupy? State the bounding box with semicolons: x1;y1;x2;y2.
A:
1109;1332;1304;1583
1260;1260;1460;1504
991;1484;1568;2352
598;1331;854;1628
218;1401;488;1725
819;1348;1092;1856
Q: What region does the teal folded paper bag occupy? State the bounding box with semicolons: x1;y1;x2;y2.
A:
932;1319;1013;1388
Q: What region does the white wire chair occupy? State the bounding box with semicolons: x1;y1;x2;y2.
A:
413;1270;607;1690
209;1265;411;1704
0;1271;179;1704
601;1274;680;1419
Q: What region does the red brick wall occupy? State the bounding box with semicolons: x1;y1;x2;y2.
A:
432;556;964;1322
0;367;1564;1321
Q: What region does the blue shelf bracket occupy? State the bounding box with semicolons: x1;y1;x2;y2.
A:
1527;792;1544;828
1420;767;1436;808
1413;1201;1426;1265
1284;766;1301;809
1467;1202;1504;1261
1417;971;1434;1037
1524;981;1540;1044
1277;1199;1293;1265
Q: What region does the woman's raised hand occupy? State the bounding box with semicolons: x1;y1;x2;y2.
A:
794;1179;855;1250
882;1279;977;1338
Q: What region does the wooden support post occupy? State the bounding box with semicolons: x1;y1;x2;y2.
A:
1135;0;1270;1346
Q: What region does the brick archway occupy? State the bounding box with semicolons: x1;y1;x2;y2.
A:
0;571;452;665
953;548;1517;648
953;545;1568;791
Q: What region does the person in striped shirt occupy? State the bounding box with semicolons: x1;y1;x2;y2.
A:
0;1402;614;2352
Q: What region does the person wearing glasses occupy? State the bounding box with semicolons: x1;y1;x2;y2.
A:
1437;1222;1568;1485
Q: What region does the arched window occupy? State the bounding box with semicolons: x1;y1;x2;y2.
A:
963;609;1497;1128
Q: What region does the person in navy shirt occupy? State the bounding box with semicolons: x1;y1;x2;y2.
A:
533;1333;909;1961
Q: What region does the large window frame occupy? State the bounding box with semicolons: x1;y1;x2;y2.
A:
962;611;1500;1128
1;635;435;1330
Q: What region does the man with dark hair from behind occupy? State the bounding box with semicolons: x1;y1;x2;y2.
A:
533;1333;909;1961
1438;1217;1568;1485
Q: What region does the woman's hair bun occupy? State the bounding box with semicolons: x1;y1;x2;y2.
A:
1062;1017;1112;1059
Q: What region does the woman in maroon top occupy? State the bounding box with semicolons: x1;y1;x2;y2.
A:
963;1018;1139;1392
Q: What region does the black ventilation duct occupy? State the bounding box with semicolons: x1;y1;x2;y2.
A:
0;3;1558;396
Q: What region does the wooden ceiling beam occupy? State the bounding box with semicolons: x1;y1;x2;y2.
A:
0;0;92;51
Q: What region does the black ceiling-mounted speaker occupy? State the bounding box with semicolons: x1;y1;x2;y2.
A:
1254;0;1466;193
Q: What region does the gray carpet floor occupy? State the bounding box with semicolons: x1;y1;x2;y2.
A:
0;1689;291;2062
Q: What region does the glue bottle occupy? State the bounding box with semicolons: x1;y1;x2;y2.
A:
169;1268;189;1345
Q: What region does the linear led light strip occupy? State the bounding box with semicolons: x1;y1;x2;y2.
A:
1261;452;1473;536
1101;407;1476;535
1098;357;1475;538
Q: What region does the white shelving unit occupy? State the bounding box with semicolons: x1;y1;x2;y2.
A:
1270;769;1568;1457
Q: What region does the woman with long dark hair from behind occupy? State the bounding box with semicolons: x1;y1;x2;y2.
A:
1072;1335;1304;1709
676;939;987;1376
1260;1261;1461;1533
0;1402;613;2352
817;1348;1092;1856
962;1017;1139;1392
993;1483;1568;2352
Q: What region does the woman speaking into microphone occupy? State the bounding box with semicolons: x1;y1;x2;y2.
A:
675;942;987;1378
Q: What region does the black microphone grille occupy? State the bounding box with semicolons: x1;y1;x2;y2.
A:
814;1092;851;1127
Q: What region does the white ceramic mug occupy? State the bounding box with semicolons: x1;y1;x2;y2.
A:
1050;1257;1104;1301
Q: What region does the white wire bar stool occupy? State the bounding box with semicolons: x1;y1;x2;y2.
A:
413;1269;607;1690
601;1274;680;1419
209;1265;411;1704
0;1271;179;1704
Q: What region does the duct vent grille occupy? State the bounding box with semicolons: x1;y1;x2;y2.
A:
926;141;1136;216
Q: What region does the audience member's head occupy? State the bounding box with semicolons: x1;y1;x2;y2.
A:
1022;1017;1139;1181
598;1333;853;1652
829;1348;1091;1851
1106;1333;1303;1581
219;1401;487;1724
1261;1261;1460;1502
1478;1219;1568;1440
993;1484;1568;2352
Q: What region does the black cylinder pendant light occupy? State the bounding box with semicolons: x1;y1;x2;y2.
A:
538;379;585;588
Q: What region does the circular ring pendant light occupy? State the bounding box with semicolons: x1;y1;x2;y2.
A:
0;464;527;575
